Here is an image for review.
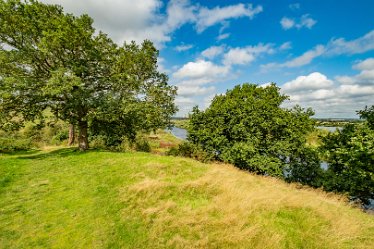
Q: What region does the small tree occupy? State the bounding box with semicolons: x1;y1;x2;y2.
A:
0;0;177;150
321;106;374;204
188;83;321;183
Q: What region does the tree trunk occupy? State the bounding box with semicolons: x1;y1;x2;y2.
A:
68;124;75;146
78;121;89;151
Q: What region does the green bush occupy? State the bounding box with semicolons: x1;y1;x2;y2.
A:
19;119;69;146
134;138;151;152
0;137;32;152
321;122;374;204
167;141;213;163
188;83;320;181
89;135;108;150
89;134;151;152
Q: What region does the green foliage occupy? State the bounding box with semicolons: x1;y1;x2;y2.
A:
20;117;69;146
357;105;374;129
0;111;69;151
167;141;213;162
0;0;177;150
321;122;374;204
285;147;324;188
0;136;32;152
188;83;320;182
134;138;151;152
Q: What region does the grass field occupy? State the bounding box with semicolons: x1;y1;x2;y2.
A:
1;148;374;248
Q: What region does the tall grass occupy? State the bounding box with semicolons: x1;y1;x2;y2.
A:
1;149;373;248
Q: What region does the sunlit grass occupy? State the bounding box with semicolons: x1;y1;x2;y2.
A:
1;148;373;248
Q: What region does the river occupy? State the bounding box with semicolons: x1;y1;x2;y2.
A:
168;126;188;140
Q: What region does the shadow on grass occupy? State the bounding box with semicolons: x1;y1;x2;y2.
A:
18;148;82;160
0;149;41;156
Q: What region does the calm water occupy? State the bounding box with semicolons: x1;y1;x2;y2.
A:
169;127;188;140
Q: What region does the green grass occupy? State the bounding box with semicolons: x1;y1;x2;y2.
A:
1;148;374;248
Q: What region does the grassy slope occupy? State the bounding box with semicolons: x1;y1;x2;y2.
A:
1;149;374;249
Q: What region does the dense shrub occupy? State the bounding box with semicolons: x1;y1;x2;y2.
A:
321;122;374;204
0;137;32;152
188;83;321;183
167;141;213;162
89;134;151;152
19;119;69;146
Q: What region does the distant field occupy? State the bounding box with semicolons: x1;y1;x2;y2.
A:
1;149;374;248
172;119;189;129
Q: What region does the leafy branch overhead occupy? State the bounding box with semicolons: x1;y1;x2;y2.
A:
0;0;178;150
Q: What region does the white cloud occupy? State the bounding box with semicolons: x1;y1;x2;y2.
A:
173;60;230;81
157;57;169;73
177;85;216;96
280;17;295;30
201;46;225;59
281;65;374;118
280;42;292;50
196;3;263;33
326;30;374;55
280;14;316;30
217;33;230;41
336;58;374;86
262;30;374;70
353;58;374;71
282;72;333;93
283;45;325;67
175;96;194;105
223;43;274;65
216;21;231;41
175;44;193;52
41;0;165;44
224;48;255;65
40;0;261;48
262;45;324;70
299;14;317;29
203;94;217;109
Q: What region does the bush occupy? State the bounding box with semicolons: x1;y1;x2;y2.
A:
89;135;108;150
321;122;374;205
167;141;213;162
0;137;32;152
188;83;319;181
89;134;151;152
135;140;151;152
19;119;69;146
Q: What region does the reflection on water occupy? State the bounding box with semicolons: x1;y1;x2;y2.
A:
169;127;188;140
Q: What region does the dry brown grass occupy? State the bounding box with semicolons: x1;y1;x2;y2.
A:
121;161;374;249
1;149;373;248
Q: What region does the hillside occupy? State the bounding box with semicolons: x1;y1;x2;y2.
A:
1;149;374;248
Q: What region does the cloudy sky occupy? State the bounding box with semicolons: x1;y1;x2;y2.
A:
42;0;374;118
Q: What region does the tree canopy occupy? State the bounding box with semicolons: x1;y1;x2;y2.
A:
188;83;322;185
321;106;374;204
0;0;177;150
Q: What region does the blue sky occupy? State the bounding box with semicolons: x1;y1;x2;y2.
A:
43;0;374;118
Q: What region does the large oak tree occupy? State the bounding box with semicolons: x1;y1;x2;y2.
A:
0;0;177;150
